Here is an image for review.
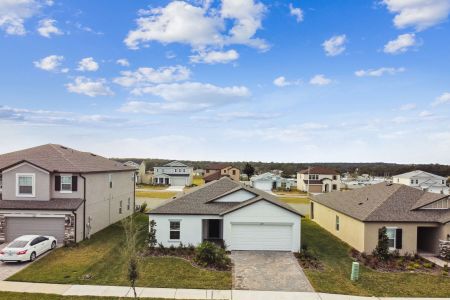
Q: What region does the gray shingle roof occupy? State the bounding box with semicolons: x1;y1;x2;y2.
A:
312;183;450;223
0;144;136;173
0;197;83;211
148;177;302;216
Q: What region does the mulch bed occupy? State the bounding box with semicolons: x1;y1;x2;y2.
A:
295;250;324;270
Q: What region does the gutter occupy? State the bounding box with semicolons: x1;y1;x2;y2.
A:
80;173;86;240
72;209;77;243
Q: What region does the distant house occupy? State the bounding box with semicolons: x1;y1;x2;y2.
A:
123;161;140;169
137;161;153;184
311;182;450;255
297;166;341;193
148;177;302;251
153;161;193;186
392;170;449;195
0;144;136;245
204;163;240;183
250;172;295;192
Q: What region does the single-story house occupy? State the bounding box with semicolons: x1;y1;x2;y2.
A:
311;182;450;255
0;144;136;245
148;177;303;251
250;172;295;192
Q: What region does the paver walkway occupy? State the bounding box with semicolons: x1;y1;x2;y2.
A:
419;252;449;267
231;251;314;292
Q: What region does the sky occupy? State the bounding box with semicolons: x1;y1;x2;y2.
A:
0;0;450;164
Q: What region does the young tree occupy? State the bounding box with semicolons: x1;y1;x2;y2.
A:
122;217;140;298
148;220;157;248
374;226;390;260
243;163;255;178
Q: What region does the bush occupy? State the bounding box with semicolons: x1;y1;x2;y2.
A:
139;202;148;213
373;226;390;260
194;241;231;270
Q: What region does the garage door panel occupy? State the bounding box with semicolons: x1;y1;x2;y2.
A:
171;177;186;186
253;181;272;192
6;217;65;243
230;223;292;251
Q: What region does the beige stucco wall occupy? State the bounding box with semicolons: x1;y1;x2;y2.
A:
2;163;50;201
365;222;439;255
222;167;240;181
83;171;134;237
297;173;341;192
311;201;365;252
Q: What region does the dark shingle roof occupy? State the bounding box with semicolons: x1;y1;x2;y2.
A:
148;177;302;216
0;144;136;173
206;163;233;170
299;166;339;175
312;183;450;223
204;171;224;182
0;197;83;211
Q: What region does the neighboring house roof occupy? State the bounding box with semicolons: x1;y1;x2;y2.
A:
205;163;234;170
0;196;83;211
299;166;339;175
162;161;189;167
0;144;136;173
204;171;224;182
148;177;302;217
124;161;140;168
251;172;279;182
393;170;446;180
312;183;450;223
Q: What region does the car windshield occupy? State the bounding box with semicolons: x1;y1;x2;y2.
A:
8;240;28;248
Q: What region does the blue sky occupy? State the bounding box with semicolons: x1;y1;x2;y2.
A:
1;0;450;163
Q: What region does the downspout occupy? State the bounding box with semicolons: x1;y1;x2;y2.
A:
72;209;77;243
80;173;86;240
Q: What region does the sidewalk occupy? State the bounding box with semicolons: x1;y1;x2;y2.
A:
0;281;449;300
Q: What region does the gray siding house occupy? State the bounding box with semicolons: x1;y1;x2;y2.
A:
0;144;136;245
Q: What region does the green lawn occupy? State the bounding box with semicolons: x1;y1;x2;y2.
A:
135;191;178;199
8;213;231;290
278;197;310;204
302;219;450;297
0;291;173;300
192;177;205;186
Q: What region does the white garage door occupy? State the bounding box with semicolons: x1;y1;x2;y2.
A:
253;181;273;192
6;217;65;243
171;177;187;186
230;223;293;251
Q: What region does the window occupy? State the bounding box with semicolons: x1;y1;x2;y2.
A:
410;179;414;184
309;174;319;180
232;170;236;175
169;221;180;240
386;228;396;249
16;174;34;197
119;200;122;214
335;215;340;231
443;180;445;185
61;175;72;192
127;197;131;210
332;184;337;190
332;175;337;180
416;179;419;184
109;174;112;188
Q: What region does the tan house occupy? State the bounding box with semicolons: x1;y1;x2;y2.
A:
0;144;136;245
297;166;340;193
137;161;153;184
311;182;450;255
204;163;240;183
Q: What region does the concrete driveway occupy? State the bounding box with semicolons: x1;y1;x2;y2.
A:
165;186;185;192
231;251;314;292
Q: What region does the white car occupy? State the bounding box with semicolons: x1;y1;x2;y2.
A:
0;235;57;263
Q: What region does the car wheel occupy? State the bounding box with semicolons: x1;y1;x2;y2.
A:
51;241;56;249
30;252;36;262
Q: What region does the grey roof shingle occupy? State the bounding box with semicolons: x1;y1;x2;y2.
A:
312;183;450;223
0;197;83;211
148;177;302;216
0;144;136;173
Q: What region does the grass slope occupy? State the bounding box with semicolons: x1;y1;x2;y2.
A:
0;291;175;300
303;219;450;297
135;191;177;199
8;214;231;290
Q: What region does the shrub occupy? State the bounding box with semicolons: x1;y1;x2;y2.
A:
373;226;390;261
139;202;148;213
194;241;231;270
147;220;157;248
423;262;433;269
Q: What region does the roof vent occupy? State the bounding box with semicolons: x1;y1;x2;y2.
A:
60;146;68;150
90;153;97;157
358;202;363;205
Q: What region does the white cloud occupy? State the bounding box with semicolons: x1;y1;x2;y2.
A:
289;3;303;22
0;0;52;35
322;34;347;56
65;77;114;97
355;67;405;77
309;74;332;86
37;18;62;37
124;0;268;52
216;111;279;121
77;57;99;72
33;55;64;72
432;92;450;106
121;82;250;114
190;49;239;64
384;33;417;54
400;103;416;111
382;0;450;31
419;110;433;117
116;59;130;67
114;65;191;87
273;76;301;87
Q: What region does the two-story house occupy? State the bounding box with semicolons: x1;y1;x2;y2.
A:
0;144;136;245
153;161;193;186
204;163;241;183
297;166;341;194
392;170;449;195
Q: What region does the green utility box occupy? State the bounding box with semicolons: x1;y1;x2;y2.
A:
351;261;360;281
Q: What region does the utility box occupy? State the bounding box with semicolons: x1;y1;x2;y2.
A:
351;262;360;281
